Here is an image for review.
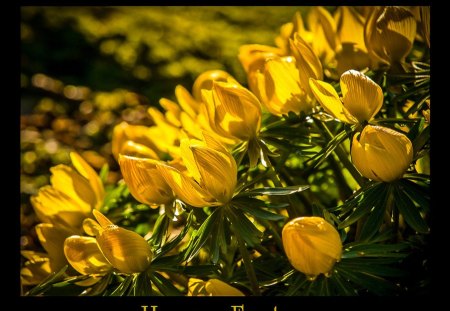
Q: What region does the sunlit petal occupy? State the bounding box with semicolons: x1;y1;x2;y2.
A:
64;235;112;275
309;78;356;124
340;70;383;123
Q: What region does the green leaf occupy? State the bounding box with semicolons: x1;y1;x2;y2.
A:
182;207;222;262
343;242;409;259
335;267;399;295
337;260;407;277
99;163;109;185
150;255;181;271
225;205;262;247
359;201;387;242
149;213;170;249
149;272;183;296
232;198;286;221
306;129;349;169
25;265;68;296
110;274;134;296
331;271;357;296
80;273;113;296
400;179;430;212
130;271;152;296
153;212;194;259
238;185;310;197
338;183;386;229
394;185;429;233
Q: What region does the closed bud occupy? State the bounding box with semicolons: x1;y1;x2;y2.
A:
188;278;245;296
351;125;413;182
282;217;342;277
202;79;262;141
92;210;152;274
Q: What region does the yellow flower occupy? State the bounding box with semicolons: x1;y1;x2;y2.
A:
118;155;175;206
333;6;371;75
275;11;311;55
420;7;430;48
282;216;342;277
22;152;105;285
365;6;417;68
238;44;283;97
159;81;236;147
202;78;262;141
306;7;337;64
289;33;323;99
31;152;105;231
64;235;112;276
188;278;245;296
157;132;237;207
309;69;383;124
20;224;72;285
111;121;160;160
255;56;313;116
192;70;236;103
68;210;153;274
351;125;413;182
20;251;52;286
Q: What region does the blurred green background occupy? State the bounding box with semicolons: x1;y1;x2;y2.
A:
20;6;306;251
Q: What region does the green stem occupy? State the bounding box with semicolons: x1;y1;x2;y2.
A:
315;119;365;188
235;231;261;296
260;118;286;132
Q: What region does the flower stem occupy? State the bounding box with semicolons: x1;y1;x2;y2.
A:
314;119;365;188
235;232;261;296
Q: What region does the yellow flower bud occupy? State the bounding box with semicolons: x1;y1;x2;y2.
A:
282;217;342;277
157;132;237;207
118;155;175;206
92;210;152;274
188;278;245;296
64;236;112;275
351;125;413;182
192;70;235;102
309;70;383;124
202;79;262;141
111;121;160;160
365;6;417;67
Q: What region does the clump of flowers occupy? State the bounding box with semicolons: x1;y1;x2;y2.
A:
21;6;430;297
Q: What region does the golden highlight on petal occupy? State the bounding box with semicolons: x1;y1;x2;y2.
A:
340;70;383;123
188;278;244;296
64;235;112;275
96;226;152;274
351;125;413;182
192;70;234;102
365;6;417;66
156;163;216;207
35;223;71;272
309;78;356;124
70;152;105;210
119;155;174;206
282;216;342;277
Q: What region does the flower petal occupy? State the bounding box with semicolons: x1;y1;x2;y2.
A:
290;33;323;98
35;223;71;272
70;152;105;210
191;145;237;204
119;155;174;205
340;70;383;123
50;164;97;211
31;186;89;230
156;163;216;207
92;210;114;228
96;226;152;274
64;235;112;275
205;279;245;296
309;78;356;124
